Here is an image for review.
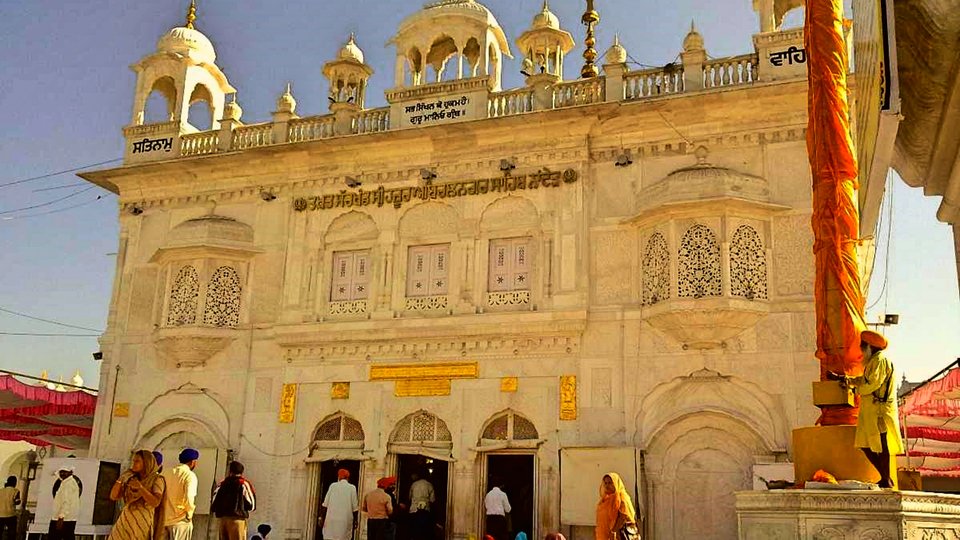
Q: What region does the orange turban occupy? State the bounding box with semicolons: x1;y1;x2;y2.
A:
377;476;396;489
337;469;350;480
861;330;888;350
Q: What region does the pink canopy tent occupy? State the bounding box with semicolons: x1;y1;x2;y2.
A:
0;373;96;449
899;360;960;478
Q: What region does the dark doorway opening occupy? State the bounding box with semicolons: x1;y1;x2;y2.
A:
316;459;362;540
396;454;449;540
485;454;535;540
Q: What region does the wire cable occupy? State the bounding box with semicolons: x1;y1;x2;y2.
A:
1;195;105;221
0;306;103;332
33;183;88;192
0;331;99;337
0;186;94;215
0;158;122;189
867;171;895;311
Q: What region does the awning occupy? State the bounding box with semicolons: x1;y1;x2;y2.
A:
0;373;96;449
899;361;960;478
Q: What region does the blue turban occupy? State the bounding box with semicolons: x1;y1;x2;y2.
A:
179;448;200;463
152;451;163;466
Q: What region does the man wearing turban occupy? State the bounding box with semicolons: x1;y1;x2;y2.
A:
361;478;394;540
163;449;199;540
320;469;358;540
836;330;904;488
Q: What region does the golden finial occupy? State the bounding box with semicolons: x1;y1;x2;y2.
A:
580;0;600;78
185;0;197;30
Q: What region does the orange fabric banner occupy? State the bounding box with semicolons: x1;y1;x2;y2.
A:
805;0;866;425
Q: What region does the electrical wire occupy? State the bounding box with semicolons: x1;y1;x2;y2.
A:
866;171;895;311
1;195;105;221
240;433;312;458
0;332;99;337
33;183;88;192
0;186;94;215
0;158;122;189
0;306;103;332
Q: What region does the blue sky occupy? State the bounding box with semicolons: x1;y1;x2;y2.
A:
0;0;956;387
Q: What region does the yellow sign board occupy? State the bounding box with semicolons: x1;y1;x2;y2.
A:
500;377;519;393
331;382;350;400
279;383;298;423
559;376;577;421
395;379;451;397
113;402;130;418
370;362;478;381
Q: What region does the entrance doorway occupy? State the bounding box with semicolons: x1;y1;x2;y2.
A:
396;454;449;540
485;454;535;540
315;460;362;540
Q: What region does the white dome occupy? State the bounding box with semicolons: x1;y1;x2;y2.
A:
396;0;512;58
683;22;705;51
157;26;217;64
338;35;365;63
71;370;84;388
532;1;559;29
604;35;628;64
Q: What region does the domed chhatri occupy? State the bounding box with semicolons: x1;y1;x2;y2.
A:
156;1;216;64
604;34;628;65
276;83;297;115
683;20;705;52
532;0;560;30
338;33;365;64
516;0;574;80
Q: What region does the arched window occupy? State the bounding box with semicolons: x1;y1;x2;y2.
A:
314;413;365;442
642;233;670;305
730;225;768;300
391;410;452;443
678;224;722;298
203;266;241;327
187;84;214;131
167;265;199;326
481;411;539;441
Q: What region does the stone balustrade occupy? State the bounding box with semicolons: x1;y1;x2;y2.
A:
703;54;759;89
231;123;274;150
624;66;685;100
181;130;220;157
288;115;336;143
488;88;534;118
353;107;390;135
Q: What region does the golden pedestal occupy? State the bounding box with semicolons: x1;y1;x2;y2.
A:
793;425;888;485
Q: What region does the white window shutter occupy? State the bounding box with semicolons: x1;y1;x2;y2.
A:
407;246;429;297
331;252;353;301
489;240;511;292
353;251;370;300
512;239;531;291
429;245;450;295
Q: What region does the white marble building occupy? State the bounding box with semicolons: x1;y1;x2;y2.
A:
80;1;855;539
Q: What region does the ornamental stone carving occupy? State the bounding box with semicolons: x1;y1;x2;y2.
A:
167;265;200;326
642;232;670;305
678;224;722;299
730;225;768;300
203;266;241;327
593;230;633;304
773;214;814;296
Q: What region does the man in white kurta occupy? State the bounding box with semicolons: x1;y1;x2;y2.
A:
321;470;358;540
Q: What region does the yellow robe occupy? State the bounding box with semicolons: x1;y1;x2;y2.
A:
851;351;904;454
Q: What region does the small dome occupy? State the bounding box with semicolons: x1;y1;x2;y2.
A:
338;35;365;63
532;0;559;29
157;26;217;64
276;83;296;114
604;35;628;64
397;0;512;59
168;214;254;247
223;96;243;121
71;370;84;388
683;21;705;51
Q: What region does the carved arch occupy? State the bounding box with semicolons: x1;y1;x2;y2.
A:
399;202;461;238
324;211;379;244
479;196;539;232
479;409;539;442
390;409;452;443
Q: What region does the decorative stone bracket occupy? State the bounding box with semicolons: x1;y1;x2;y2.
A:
153;326;237;369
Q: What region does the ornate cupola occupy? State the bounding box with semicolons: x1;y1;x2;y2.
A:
322;34;374;110
128;1;235;132
516;0;576;84
389;0;513;91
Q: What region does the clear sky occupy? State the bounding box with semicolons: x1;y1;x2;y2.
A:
0;0;956;388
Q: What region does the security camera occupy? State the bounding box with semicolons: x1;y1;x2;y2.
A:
130;206;144;215
615;150;633;167
499;158;516;172
92;351;103;361
260;190;277;202
345;176;362;189
420;168;437;181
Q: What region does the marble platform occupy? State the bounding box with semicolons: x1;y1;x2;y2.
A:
736;490;960;539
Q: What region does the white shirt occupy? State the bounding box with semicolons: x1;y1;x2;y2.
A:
53;475;81;521
163;464;198;526
322;480;358;540
409;479;435;513
484;487;511;516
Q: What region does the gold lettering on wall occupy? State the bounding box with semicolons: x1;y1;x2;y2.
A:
501;377;519;392
279;383;298;423
560;375;578;421
331;382;350;399
395;379;451;397
370;362;479;381
113;403;130;418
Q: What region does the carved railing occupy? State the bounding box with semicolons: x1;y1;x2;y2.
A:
232;123;274;150
624;66;685;100
486;290;531;307
488;88;534;118
553;78;605;108
180;131;220;157
328;300;368;316
353;107;390;135
288;115;335;143
405;295;449;312
703;54;758;89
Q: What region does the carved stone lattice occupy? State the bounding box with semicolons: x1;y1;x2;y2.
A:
678;224;722;298
167;265;199;326
329;300;368;315
482;411;539;441
482;416;509;440
512;415;539;440
405;295;448;311
203;266;241;327
730;225;768;300
642;233;670;305
392;411;451;443
314;414;365;442
487;290;531;306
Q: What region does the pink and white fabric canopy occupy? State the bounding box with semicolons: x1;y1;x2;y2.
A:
0;374;96;449
900;363;960;478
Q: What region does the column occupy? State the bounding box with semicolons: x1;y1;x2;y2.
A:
395;54;406;87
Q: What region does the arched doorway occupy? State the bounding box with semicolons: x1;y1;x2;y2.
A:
475;410;542;540
388;410;453;540
304;413;366;540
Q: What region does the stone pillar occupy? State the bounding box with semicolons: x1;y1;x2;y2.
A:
681;48;707;92
526;72;560;111
272;110;294;144
603;62;627;101
217;118;238;152
330;102;359;136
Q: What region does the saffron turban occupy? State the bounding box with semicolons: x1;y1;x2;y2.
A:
377;476;397;489
861;330;888;351
338;468;350;480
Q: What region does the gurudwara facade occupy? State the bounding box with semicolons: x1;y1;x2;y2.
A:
82;1;851;539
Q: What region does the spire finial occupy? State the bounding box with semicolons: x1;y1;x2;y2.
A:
690;19;696;32
185;0;197;29
614;33;621;46
542;0;549;11
580;0;600;78
285;82;292;94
